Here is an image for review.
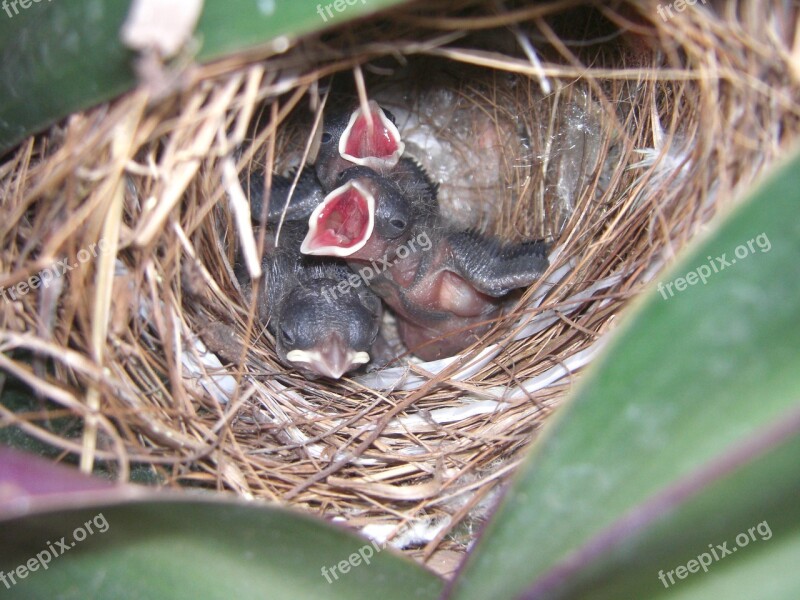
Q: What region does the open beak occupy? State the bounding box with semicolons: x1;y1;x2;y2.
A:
339;100;405;169
285;332;370;379
300;180;374;257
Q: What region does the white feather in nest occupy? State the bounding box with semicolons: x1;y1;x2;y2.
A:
362;517;453;550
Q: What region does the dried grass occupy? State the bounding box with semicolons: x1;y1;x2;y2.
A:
1;0;798;577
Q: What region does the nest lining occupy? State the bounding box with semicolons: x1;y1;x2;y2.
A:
1;0;798;575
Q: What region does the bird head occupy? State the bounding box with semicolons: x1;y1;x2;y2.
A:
315;100;404;190
273;279;381;379
300;167;412;261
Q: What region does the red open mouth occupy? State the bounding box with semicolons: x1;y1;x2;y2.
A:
339;100;405;169
300;181;375;256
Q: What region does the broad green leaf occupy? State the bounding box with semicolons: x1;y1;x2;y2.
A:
448;147;800;600
0;450;442;600
0;0;408;153
530;425;800;599
0;501;443;599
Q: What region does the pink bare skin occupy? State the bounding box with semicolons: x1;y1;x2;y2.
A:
349;242;504;361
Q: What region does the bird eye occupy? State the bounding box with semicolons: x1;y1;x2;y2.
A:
321;132;332;144
280;326;295;346
337;170;347;180
390;218;407;231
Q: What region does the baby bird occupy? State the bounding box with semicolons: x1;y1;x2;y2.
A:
244;99;408;222
240;166;382;379
301;167;549;361
301;166;415;258
315;100;405;190
244;166;325;223
314;100;439;224
243;221;382;379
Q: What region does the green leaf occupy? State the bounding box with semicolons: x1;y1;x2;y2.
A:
0;500;443;599
0;449;442;600
541;428;800;599
0;0;408;153
447;148;800;599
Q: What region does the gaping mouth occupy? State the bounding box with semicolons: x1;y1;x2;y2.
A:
339;100;405;169
300;180;374;257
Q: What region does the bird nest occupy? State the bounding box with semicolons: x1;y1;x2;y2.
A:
1;0;797;577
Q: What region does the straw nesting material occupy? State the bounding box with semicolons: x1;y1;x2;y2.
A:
1;0;798;575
